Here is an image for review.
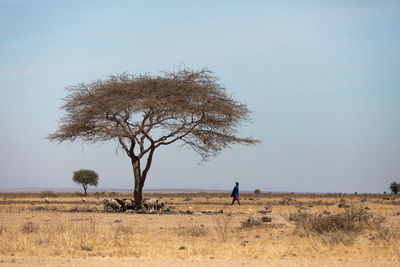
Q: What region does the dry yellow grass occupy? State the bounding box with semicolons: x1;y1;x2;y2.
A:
0;193;400;264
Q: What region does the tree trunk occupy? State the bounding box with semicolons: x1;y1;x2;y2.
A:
83;185;88;196
132;158;144;210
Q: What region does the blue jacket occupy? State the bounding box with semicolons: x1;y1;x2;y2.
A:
232;185;239;197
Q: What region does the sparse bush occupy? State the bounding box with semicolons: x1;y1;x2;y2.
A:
39;190;57;198
376;227;391;241
241;215;262;229
108;192;117;197
114;224;135;237
296;208;372;235
316;231;357;246
294;207;383;245
289;212;307;222
175;226;208;237
21;221;39;234
214;216;230;241
371;212;386;229
188;226;208;237
94;191;106;197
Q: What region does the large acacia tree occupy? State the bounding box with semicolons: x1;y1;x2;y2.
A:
48;68;260;209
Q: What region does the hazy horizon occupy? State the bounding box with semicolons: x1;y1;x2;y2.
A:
0;186;378;194
1;1;400;194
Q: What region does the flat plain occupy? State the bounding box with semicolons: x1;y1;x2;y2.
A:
0;192;399;266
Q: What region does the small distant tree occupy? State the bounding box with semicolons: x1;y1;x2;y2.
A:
73;169;99;196
390;182;399;195
254;189;261;195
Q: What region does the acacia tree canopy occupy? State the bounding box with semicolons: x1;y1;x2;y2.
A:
72;169;99;196
49;67;260;209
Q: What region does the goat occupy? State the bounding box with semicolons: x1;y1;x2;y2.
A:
114;198;126;211
103;198;122;212
123;198;135;210
156;200;165;211
143;199;158;211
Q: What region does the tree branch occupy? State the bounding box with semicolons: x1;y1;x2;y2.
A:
118;136;130;155
155;112;205;147
141;147;156;181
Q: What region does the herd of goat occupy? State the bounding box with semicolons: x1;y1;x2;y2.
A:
103;198;165;212
43;197;165;212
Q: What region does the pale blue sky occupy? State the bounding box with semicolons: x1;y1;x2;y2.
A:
0;1;399;193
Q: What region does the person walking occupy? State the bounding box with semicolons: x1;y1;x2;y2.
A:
231;182;240;205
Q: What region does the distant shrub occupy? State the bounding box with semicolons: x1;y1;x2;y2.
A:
295;207;380;244
39;190;57;198
94;191;106;197
390;182;399;194
254;189;261;195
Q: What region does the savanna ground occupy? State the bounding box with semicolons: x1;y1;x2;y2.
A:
0;192;399;266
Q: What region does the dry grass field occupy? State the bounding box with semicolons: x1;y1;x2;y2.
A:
0;192;400;266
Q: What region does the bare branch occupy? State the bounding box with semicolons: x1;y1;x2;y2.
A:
117;136;130;155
